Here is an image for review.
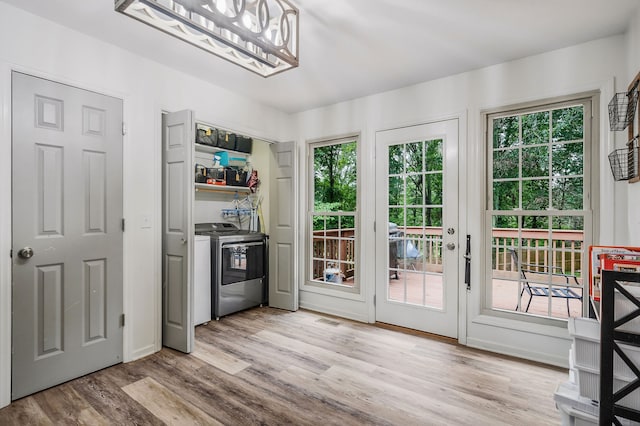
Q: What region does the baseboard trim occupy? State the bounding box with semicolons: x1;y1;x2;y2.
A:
299;301;368;323
466;336;569;368
130;344;158;362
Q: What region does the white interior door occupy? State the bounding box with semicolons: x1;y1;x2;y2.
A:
11;72;123;399
375;120;459;338
268;141;298;311
161;110;194;353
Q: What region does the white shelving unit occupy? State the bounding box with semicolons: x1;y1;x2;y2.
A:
194;182;250;193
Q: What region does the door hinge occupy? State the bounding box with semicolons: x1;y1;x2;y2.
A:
122;218;125;232
373;221;376;232
9;249;12;258
373;294;376;306
120;314;125;327
122;122;127;136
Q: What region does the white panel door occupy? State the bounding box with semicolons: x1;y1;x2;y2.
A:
375;120;459;338
269;141;298;311
11;72;123;399
162;110;194;353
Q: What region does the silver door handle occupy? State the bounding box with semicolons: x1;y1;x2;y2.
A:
446;243;456;251
181;238;187;245
18;247;34;259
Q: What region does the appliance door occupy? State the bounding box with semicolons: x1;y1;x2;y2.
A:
221;240;265;285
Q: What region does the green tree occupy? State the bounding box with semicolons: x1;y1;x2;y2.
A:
492;105;584;230
313;141;357;230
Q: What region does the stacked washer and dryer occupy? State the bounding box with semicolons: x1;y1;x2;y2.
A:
194;222;268;322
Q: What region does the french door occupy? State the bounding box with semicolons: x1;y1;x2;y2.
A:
375;120;459;338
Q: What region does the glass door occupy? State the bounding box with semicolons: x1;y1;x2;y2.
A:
375;120;459;338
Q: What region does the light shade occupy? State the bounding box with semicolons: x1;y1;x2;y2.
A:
115;0;299;77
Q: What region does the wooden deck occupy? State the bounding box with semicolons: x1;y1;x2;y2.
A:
383;270;582;318
0;308;566;425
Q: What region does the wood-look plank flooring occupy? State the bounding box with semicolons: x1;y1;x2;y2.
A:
0;308;566;425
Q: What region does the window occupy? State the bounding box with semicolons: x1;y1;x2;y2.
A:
308;137;359;290
486;96;595;320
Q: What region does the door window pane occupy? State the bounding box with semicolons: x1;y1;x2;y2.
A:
425;140;443;171
406;142;424;173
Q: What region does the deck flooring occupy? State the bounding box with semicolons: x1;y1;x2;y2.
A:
0;308;566;425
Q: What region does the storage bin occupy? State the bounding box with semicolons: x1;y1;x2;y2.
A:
235;135;253;153
217;131;236;150
214;151;246;167
569;317;600;370
569;317;640;380
577;366;640;410
196;124;217;146
557;402;599;426
224;168;247;187
554;381;599;417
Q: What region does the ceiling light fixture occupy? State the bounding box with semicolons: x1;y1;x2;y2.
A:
115;0;299;77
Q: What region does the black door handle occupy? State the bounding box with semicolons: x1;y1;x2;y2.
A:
464;235;471;291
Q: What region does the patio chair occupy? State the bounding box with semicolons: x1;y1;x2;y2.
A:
507;248;582;316
399;239;422;271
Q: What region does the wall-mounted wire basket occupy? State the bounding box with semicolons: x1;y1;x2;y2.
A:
608;142;639;181
608;89;639;131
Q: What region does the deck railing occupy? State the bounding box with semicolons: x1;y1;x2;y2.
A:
313;227;584;279
491;228;584;279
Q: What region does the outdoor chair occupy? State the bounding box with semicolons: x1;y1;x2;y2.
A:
507;248;582;316
399;239;422;271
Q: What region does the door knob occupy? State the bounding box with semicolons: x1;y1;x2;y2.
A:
181;238;187;245
18;247;34;259
446;243;456;251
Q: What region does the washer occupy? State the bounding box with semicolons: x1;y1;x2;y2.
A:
195;223;268;319
194;234;211;325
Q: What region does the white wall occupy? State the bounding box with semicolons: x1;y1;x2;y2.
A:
0;3;291;408
293;35;628;366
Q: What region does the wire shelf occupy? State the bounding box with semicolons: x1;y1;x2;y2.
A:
608;89;639;131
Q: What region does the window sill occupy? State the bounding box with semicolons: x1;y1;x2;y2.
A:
300;280;365;301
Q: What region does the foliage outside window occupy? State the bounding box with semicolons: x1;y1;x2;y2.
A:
309;138;358;289
488;99;592;320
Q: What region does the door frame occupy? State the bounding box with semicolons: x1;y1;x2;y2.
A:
0;64;132;408
371;112;468;344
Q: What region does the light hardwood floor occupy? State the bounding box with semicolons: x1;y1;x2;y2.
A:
0;308;566;425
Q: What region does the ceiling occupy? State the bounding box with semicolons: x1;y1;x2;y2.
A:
3;0;640;113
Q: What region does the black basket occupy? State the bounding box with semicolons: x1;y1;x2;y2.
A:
235;135;253;153
217;131;237;150
195;125;217;146
608;144;638;181
225;167;248;187
608;89;639;131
